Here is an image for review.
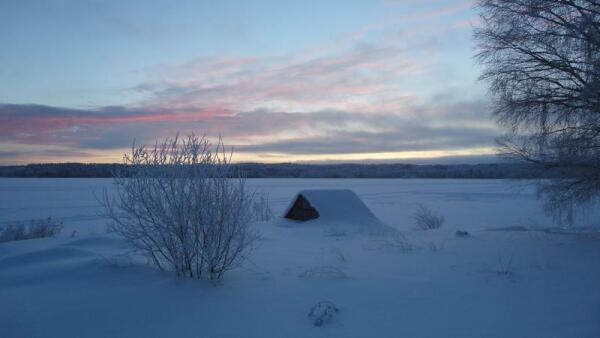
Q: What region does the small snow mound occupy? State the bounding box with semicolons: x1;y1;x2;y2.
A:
308;301;339;326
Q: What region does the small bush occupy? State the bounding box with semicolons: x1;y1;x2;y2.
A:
381;232;413;252
412;204;444;230
0;223;26;242
0;218;63;243
252;194;274;222
308;301;339;327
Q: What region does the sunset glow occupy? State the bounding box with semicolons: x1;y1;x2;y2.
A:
0;0;495;164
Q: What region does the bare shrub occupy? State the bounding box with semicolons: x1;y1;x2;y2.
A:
0;217;63;243
382;231;413;251
29;218;64;238
252;194;274;222
308;301;339;327
103;134;263;280
0;223;26;242
412;204;444;230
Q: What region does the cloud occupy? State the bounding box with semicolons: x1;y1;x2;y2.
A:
130;0;480;120
0;1;493;164
350;0;475;40
0;148;97;165
0;150;20;159
0;103;231;147
236;124;496;155
0;98;497;161
137;42;425;114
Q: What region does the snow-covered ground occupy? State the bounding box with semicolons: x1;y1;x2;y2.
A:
1;178;600;338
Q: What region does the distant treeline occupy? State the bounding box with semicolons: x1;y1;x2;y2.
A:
0;162;552;179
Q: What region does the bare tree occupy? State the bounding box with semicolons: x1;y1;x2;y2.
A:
103;134;265;280
474;0;600;222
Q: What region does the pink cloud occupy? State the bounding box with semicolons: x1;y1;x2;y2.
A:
138;44;425;115
133;2;477;117
0;104;232;146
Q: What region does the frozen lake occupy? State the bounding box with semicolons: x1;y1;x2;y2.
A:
0;178;596;233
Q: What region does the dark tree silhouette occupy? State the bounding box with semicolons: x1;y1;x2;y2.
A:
475;0;600;222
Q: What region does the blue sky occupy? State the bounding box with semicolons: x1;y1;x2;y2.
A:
0;0;497;164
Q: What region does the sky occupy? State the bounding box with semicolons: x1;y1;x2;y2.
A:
0;0;499;165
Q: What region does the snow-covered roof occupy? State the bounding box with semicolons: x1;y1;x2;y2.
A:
284;189;380;224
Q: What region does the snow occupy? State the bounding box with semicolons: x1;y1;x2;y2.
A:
282;189;388;232
1;178;600;338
